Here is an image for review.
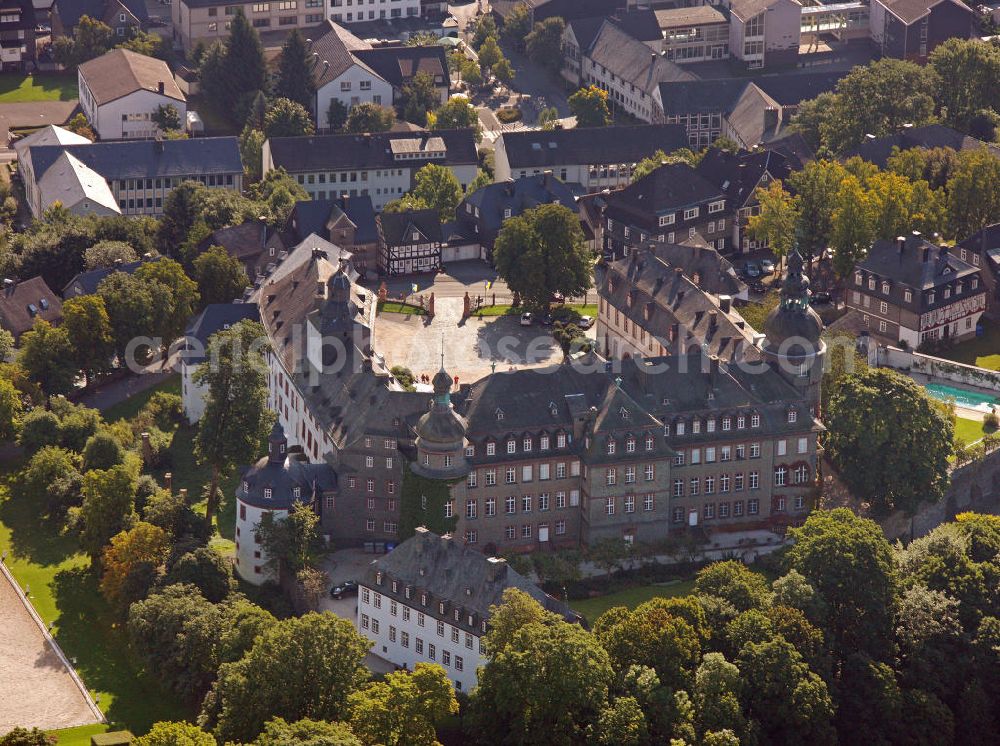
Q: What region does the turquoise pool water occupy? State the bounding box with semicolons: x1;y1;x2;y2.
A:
924;382;1000;412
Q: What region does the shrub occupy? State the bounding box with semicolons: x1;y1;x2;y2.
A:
984;411;998;433
17;408;61;454
143;392;184;430
140;426;174;468
82;430;127;472
496;106;522;124
390;365;416;391
20;446;83;516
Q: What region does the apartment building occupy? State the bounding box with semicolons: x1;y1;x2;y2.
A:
0;0;35;70
172;0;325;51
328;0;420;24
870;0;973;61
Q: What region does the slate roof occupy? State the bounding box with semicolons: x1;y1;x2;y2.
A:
587;20;693;94
55;0;145;27
730;0;798;22
183;302;260;364
609;9;664;41
286;196;378;245
239;428;338;510
499;124;689;170
266;130;478;173
29;137;243;182
310;21;377;88
599;250;760;362
648;241;747;298
78;48;183;106
858;235;980;291
12;125;89;162
724;84;782;148
0;276;63;339
354;44;449;89
843;124;1000;168
878;0;969;24
566;15;604;50
696;147;793;209
654;5;727;28
458;173;577;244
377;208;443;246
602;162;725;228
658;71;842;117
61;255;159;298
362;528;577;629
753;70;845;107
36;150;119;214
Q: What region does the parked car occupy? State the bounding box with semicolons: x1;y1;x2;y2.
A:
578;315;595;329
759;258;775;275
810;291;832;305
741;261;761;279
541;313;554;326
520;312;533;326
330;580;358;599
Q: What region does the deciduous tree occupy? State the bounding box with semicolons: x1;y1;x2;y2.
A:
100;521;170;611
263;97;315;138
502;3;532;48
62;295;114;385
525;17;565;72
399;71;439;126
79;460;139;565
18;320;76;396
432;97;480;137
348;663;458;746
344;102;395;133
946;147;1000;241
747;180;798;267
255;501;327;576
133;722;215;746
407;163;464;222
252;718;360;746
569;85;611;128
192;245;250;307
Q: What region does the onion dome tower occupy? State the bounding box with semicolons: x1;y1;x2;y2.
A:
412;343;469;480
762;248;826;408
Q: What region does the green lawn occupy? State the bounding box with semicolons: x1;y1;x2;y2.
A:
473;304;517;317
379;301;427;315
49;724;111;745
955;416;989;444
937;322;1000;371
571;579;696;623
0;74;78;102
0;464;193;734
103;376;182;424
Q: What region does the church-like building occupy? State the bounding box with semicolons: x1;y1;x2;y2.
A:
233;245;825;584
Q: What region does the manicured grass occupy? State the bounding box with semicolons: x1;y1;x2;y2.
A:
473;304;517;317
937;321;1000;371
103;375;182;424
955;416;989;445
568;303;598;316
0;463;193;734
379;301;427;315
571;579;696;623
49;724;110;745
0;73;78;102
738;290;779;333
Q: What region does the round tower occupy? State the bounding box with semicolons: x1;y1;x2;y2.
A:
412;362;469;480
762;248;826;409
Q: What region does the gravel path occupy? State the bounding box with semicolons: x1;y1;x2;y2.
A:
0;566;102;732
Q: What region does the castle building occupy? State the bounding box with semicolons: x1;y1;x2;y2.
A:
232;245;825;583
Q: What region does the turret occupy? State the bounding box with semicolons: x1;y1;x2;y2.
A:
412;348;469;479
267;421;287;465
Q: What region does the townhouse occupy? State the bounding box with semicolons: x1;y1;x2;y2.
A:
0;0;35;70
870;0;973;61
52;0;146;39
376;208;443;275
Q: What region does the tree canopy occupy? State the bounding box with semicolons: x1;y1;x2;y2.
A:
568;86;611;128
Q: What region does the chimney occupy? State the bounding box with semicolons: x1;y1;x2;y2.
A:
486;556;508;583
709;354;720;382
939;245;948;261
896;235;906;257
504;178;514;196
922;246;930;263
179;488;188;501
164;472;172;492
719;294;731;314
543;169;552;188
709;310;718;331
157;81;165;94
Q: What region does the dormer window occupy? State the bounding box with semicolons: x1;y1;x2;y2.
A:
626;437;636;453
868;277;876;290
620;406;630;419
944;287;951;299
405;585;411;599
751;413;760;428
523;437;532;452
243;481;249;494
495;408;504;420
722;416;731;431
607;440;616;455
507;439;516;454
557;433;567;448
706;418;716;433
376;571;384;585
788;410;797;423
540;435;550;450
855;272;862;285
676;421;686;436
486;441;496;456
439;602;445;614
645;434;654;450
973;277;979;289
928;291;936;304
263;488;272;499
658;213;675;226
692;420;701;434
882;281;890;294
465;445;475;457
392;580;398;593
904;289;913;303
421;593;427;606
454;608;460;621
293;486;301;498
503;207;512;219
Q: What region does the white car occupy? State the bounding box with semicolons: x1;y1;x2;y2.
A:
520;312;533;326
578;315;594;329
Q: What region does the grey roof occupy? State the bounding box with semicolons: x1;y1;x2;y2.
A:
724;84;783;148
55;0;145;27
266;129;478;173
377;208;443;246
458;173;577;245
30;137;243;182
238;451;337;510
648;241;747;298
843;124;1000;168
354;44;449;89
696;147;793;209
603;162;725;228
286;196;378;245
655;5;727;27
609;9;664;41
183;303;260;363
658;71;843;117
730;0;795;22
753;71;845;107
878;0;970;24
586;20;693;93
599;250;760;362
78;48;182;106
499;124;688;170
566;15;605;50
61;255;159;298
858;234;981;291
362;528;577;629
310;21;377;88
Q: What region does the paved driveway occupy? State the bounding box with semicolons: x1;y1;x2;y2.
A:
0;101;78;150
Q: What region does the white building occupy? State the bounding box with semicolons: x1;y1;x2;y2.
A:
327;0;420;24
262;130;478;211
77;48;187;140
234;423;338;584
14;125;90;209
724;0;802;69
357;527;577;692
33;151;120;217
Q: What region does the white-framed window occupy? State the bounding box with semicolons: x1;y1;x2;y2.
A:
684;207;699;220
507;440;516;454
486;442;496;456
658;213;675;226
606;467;617;485
708;200;724;213
606;496;615;515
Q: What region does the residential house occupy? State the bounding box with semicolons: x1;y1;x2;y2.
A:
182;302;260;423
310;22;448;124
957;225;1000;319
843;123;1000;168
77;48;187;140
197;219;283;281
492;123;689;191
725;0;802;70
358;528;577;692
870;0;974;61
262;129;478;211
0;276;63;340
600;161;732;259
283;195;378;276
695;146;795;255
0;0;35;70
455;172;577;261
171;0;325;51
846;232;986;347
24;136;243;218
377;208;443;275
597;247;758;362
579;19;694;122
62;254;159;298
52;0;147;39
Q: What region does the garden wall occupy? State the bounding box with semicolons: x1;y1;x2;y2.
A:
871;344;1000;391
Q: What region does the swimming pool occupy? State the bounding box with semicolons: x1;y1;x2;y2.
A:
924;382;1000;412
